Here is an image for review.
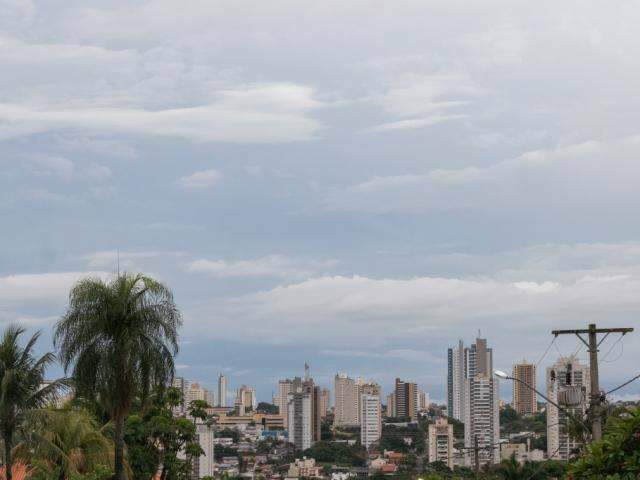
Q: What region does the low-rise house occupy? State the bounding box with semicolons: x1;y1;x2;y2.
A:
286;457;323;479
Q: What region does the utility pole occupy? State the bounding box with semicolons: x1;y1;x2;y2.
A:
474;435;479;480
551;323;633;442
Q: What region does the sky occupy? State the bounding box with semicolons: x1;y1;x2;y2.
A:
2;0;640;404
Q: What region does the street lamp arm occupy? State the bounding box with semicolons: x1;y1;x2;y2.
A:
497;372;591;433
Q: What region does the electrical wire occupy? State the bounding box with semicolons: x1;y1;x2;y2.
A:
606;372;640;396
536;337;557;368
600;334;625;364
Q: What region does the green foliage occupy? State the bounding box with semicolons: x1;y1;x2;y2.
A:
499;406;546;435
125;386;204;480
55;273;181;480
301;441;367;467
15;408;113;479
379;423;424;453
570;406;640;479
256;402;278;414
0;325;66;480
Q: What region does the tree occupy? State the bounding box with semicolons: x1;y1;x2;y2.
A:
55;273;181;480
570;406;640;479
15;408;113;480
0;326;65;480
125;386;205;480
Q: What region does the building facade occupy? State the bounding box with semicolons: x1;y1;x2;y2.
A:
428;417;454;469
288;379;321;450
447;340;466;422
319;388;331;418
394;378;418;421
546;355;590;461
513;361;537;415
334;373;360;426
462;336;500;466
217;373;227;407
360;388;382;449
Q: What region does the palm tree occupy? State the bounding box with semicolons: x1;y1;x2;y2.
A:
15;408;113;480
54;273;181;480
0;326;64;480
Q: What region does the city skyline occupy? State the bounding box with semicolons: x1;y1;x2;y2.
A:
2;1;640;407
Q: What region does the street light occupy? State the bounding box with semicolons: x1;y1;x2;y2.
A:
493;369;591;435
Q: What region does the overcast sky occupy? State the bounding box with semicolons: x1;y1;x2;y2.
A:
2;0;640;403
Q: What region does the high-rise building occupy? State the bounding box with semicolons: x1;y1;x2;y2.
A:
172;376;190;416
428;417;454;469
287;378;321;450
464;373;500;465
546;356;590;461
334;374;360;426
463;336;500;466
360;392;382;449
319;388;331;418
186;382;206;407
513;361;537;415
394;378;418;421
418;389;430;411
278;377;304;426
236;385;257;412
386;392;396;418
191;422;215;479
204;389;215;408
447;340;466;422
217;374;227;407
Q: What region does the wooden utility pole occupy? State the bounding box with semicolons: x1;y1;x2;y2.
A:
551;323;633;442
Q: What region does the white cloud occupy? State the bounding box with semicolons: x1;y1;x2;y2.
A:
0;271;109;313
177;169;221;190
186;255;338;279
326;135;640;213
0;83;323;143
364;114;467;133
185;257;640;351
79;250;182;269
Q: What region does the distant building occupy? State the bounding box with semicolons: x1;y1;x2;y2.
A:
217;374;227;407
428;417;454;469
191;422;215;479
172;376;190;416
277;378;303;427
288;379;321;450
546;356;590;461
463;336;500;466
334;374;360;426
360;390;382;449
447;340;466;422
386;392;396;417
286;457;323;479
418;389;430;411
394;378;418;421
513;361;537;415
319;388;331;418
236;385;257;411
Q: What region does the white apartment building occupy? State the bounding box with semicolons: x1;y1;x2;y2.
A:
360;393;381;449
218;373;227;407
546;355;590;460
288;386;314;450
428;417;454;469
464;373;500;466
334;374;360;426
192;422;215;479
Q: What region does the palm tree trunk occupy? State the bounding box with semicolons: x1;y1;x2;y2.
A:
3;433;12;480
114;414;126;480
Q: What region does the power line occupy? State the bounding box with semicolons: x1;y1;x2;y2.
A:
600;334;624;364
606;373;640;396
536;336;557;367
